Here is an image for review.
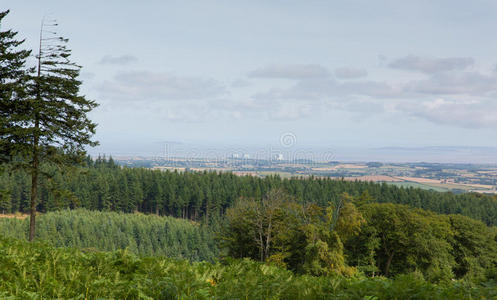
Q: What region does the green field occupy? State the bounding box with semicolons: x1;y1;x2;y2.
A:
387;181;450;192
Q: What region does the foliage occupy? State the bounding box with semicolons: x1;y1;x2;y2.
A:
448;214;497;282
0;236;496;299
0;10;32;165
346;203;497;282
223;192;497;281
0;209;218;261
222;190;363;276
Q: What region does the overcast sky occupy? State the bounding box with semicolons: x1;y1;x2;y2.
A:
3;1;497;157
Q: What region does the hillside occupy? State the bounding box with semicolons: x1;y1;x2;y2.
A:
0;209;218;261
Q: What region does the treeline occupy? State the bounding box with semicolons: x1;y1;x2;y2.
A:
0;209;217;261
1;236;496;299
1;157;497;225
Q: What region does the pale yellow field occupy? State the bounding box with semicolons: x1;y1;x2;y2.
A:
344;175;403;182
396;176;441;184
232;171;259;176
312;164;367;171
0;214;29;219
336;164;367;169
397;176;494;190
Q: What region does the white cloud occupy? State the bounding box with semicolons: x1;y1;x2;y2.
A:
253;78;336;101
231;79;251;88
95;59;497;128
248;64;497;129
389;55;474;74
248;64;330;79
99;55;138;65
80;71;96;80
272;103;313;120
98;71;226;101
405;72;497;96
334;67;368;79
338;81;401;98
396;98;497;128
253;78;401;101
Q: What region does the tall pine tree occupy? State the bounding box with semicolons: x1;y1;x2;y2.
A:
0;13;98;240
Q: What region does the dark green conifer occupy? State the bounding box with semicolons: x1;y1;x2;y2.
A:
0;13;98;240
0;10;32;164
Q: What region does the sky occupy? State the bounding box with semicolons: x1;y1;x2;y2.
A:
3;1;497;160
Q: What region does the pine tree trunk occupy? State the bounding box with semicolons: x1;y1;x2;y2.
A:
30;29;42;242
29;167;38;241
29;133;39;242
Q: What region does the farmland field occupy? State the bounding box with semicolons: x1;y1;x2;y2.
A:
387;181;449;192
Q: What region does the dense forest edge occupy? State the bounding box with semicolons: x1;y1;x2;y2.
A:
1;156;497;226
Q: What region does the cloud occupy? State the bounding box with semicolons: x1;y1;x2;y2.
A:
271;103;313;120
248;64;330;79
98;71;226;101
94;59;497;128
99;55;138;65
96;69;315;122
246;61;497;126
231;79;251;88
338;81;401;98
334;67;368;79
396;98;497;128
215;96;315;121
157;103;215;123
145;97;315;123
250;78;399;121
340;99;385;114
252;78;335;101
253;77;401;102
405;72;497;96
249;64;497;128
389;55;474;74
80;71;95;80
